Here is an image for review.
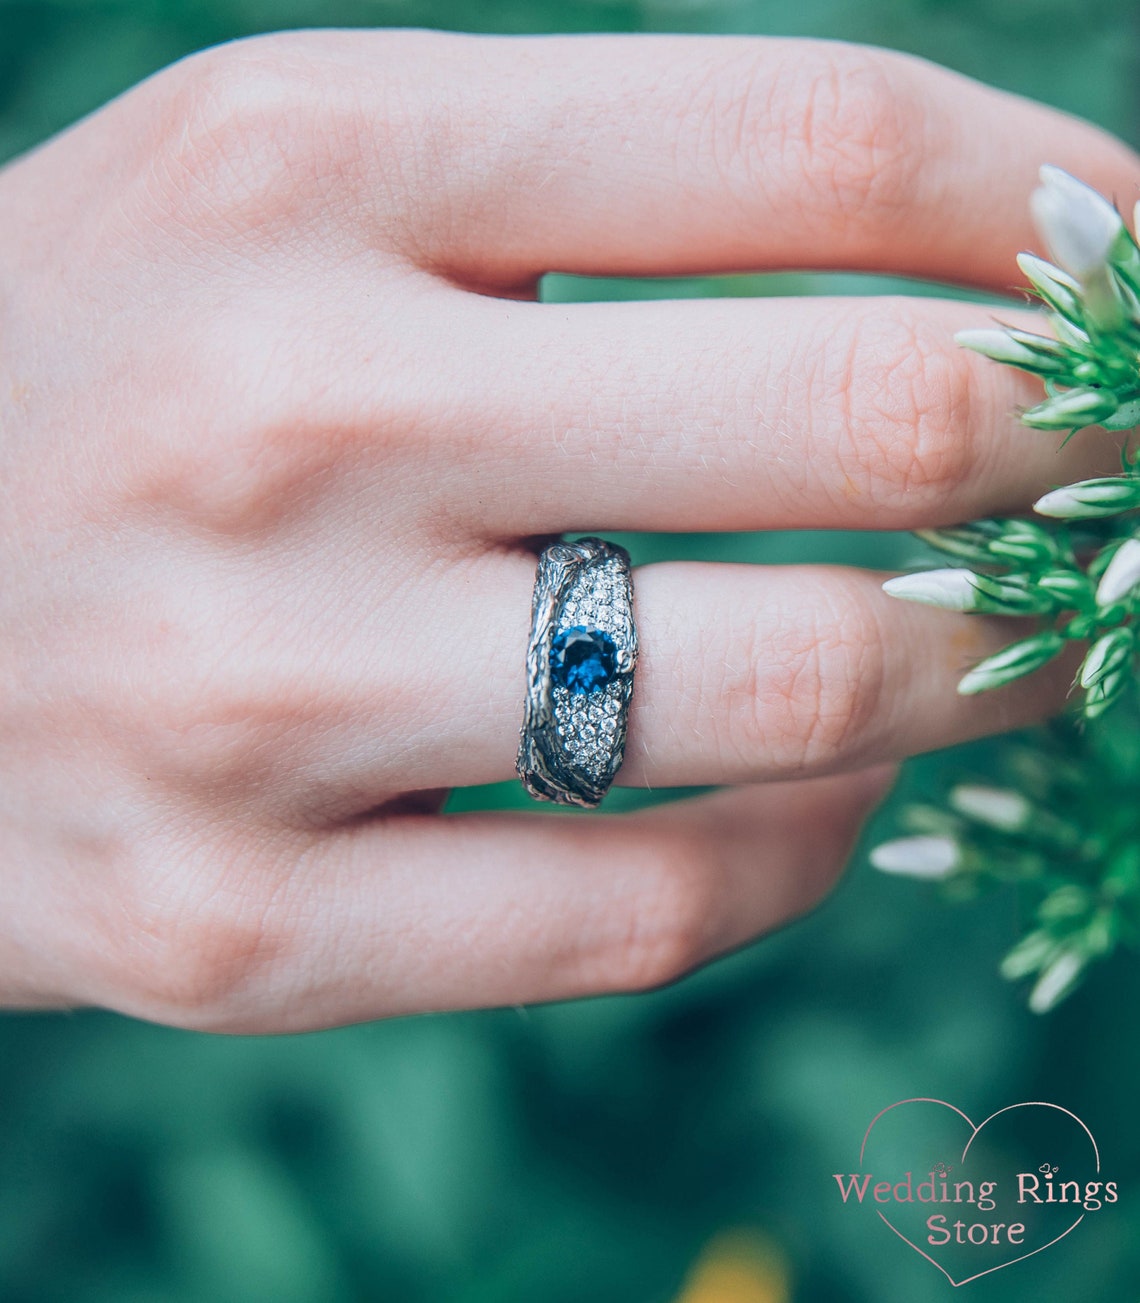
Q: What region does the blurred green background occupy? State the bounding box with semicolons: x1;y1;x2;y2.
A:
2;1;1139;1300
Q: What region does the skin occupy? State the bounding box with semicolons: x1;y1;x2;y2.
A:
0;30;1136;1032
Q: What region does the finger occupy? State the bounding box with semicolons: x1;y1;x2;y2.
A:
436;294;1125;534
617;562;1081;786
77;764;896;1031
286;554;1082;797
353;32;1140;288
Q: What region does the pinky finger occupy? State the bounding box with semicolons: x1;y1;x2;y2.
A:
78;764;898;1032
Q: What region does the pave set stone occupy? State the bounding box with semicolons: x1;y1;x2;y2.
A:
549;557;627;781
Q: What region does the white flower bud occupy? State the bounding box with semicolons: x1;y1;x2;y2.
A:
1021;386;1118;431
1079;628;1135;688
881;569;980;612
1016;251;1081;296
949;785;1032;832
1028;949;1085;1014
914;523;1003;566
956;631;1066;696
1016;253;1085;322
1030;165;1125;279
1095;537;1140;606
1034;477;1140;518
954;328;1061;370
1001;929;1057;981
870;836;960;880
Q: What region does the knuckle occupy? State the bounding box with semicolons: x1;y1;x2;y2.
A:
90;608;291;808
88;838;293;1030
146;37;352;234
127;644;323;807
789;50;921;230
110;604;420;822
828;307;978;516
121;401;328;538
112;302;442;539
722;577;886;773
677;46;926;241
134;687;279;805
672;45;922;228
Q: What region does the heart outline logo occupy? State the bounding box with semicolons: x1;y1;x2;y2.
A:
858;1098;1100;1287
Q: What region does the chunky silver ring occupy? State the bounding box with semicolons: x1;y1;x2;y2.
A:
517;536;638;808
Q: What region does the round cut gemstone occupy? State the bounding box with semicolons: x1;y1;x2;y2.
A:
550;625;618;694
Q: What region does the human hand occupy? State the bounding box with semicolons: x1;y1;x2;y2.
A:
1;30;1135;1030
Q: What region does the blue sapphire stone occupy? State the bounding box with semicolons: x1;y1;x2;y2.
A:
550;626;618;694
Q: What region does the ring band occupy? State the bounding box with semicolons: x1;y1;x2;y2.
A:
517;537;638;808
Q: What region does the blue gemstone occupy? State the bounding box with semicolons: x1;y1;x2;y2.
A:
550;626;618;694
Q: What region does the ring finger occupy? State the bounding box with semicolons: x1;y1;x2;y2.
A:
287;549;1080;796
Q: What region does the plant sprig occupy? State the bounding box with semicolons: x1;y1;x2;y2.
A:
871;166;1140;1011
884;166;1140;720
872;709;1140;1012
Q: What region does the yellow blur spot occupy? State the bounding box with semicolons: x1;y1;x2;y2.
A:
672;1230;791;1303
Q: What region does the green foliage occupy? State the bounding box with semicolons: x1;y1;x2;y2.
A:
884;709;1140;1013
912;507;1140;709
893;178;1140;720
875;169;1140;1016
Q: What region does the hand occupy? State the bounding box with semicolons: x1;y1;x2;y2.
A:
1;31;1135;1031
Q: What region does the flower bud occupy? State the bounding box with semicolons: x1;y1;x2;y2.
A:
1078;627;1135;688
881;568;981;612
1028;948;1085;1014
1005;325;1072;357
1038;884;1092;920
885;569;1056;616
1001;929;1056;980
1021;387;1119;431
954;328;1066;374
1088;537;1127;580
1034;476;1140;518
1065;613;1101;640
1035;570;1093;609
1030;166;1125;280
870;836;960;879
985;520;1061;565
949;785;1032;832
1094;536;1140;605
913;522;1006;566
957;631;1067;695
1050;315;1091;350
1016;252;1083;319
967;572;1059;615
1083;666;1133;719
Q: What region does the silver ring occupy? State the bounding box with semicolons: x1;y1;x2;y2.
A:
517;536;638;808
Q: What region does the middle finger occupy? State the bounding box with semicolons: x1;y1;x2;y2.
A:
440;292;1123;533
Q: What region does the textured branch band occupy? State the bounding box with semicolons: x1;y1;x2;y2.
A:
517;537;637;808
